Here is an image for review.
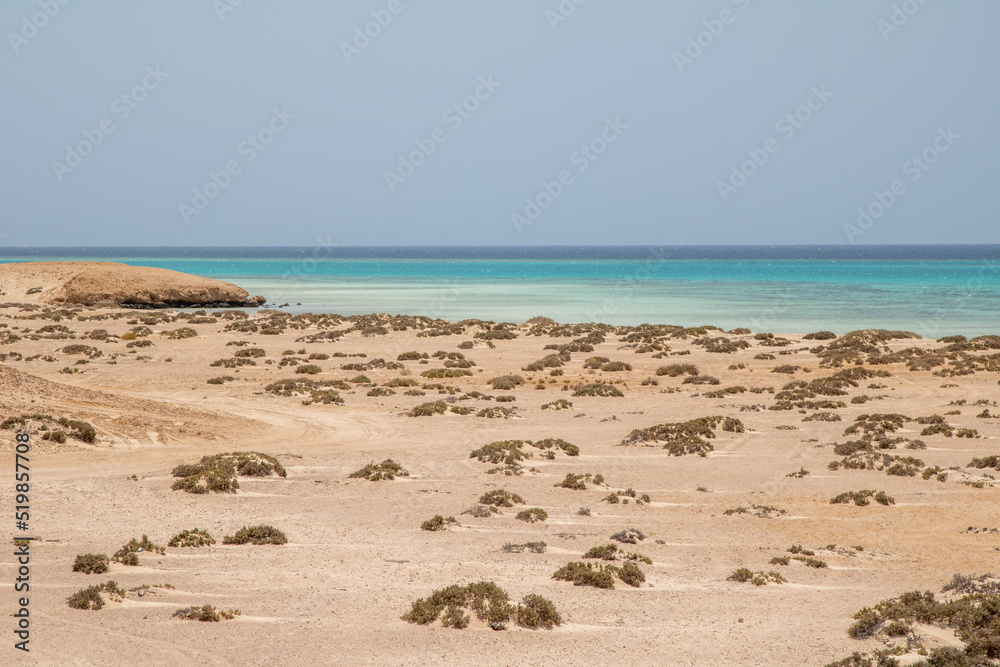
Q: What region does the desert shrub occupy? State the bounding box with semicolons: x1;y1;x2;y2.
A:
398;351;429;361
503;542;547;554
112;535;164;565
656;363;699;377
171;452;286;494
531;438;580;456
771;556;791;566
402;581;558;631
72;553;109;574
551;561;616;588
168;529;216;548
450;405;471;415
610;528;646;544
349;459;409;481
421;515;458;531
161;328;198;339
541;398;574;410
462;504;498;518
477;407;514;418
683;375;720;385
421;368;473;379
385;377;419;387
295;364;322;375
772;365;801;374
831;490;895;506
489;375;525;390
555;473;604;490
728;569;786;585
600;361;632;372
67;581;125;610
222;525;287;545
478;490;524;508
207;375;234;385
968;456;1000;470
804;331;837;340
786;468;809;478
572;383;624;397
234;347;265;358
723;505;787;518
515;594;562;629
803;411;842;422
621;415;743;456
62;344;102;358
409;401;448;417
173;605;240;622
367;387;395;397
515;508;548;523
470;440;528;465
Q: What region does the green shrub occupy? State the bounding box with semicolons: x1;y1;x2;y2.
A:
349;458;409;481
409;401;448;417
656;363;699;377
515;594;562;629
222;525;287;545
478;490;524;507
421;515;458;531
67;581;125;610
515;508;548;523
112;535;164;565
728;569;786;585
489;375;524;390
552;561;616;588
477;407;514;418
161;328;198;339
572;383;624;397
168;529;216;548
72;553;109;574
622;415;743;456
401;581;558;631
173;605;240;622
171;452;286;494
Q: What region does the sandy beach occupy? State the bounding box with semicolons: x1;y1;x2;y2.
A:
1;266;998;666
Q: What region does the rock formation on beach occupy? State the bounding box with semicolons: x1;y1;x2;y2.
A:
0;261;265;308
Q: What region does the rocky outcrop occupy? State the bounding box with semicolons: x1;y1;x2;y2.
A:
0;261;265;308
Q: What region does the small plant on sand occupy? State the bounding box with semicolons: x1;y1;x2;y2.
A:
610;528;646;544
727;569;786;586
552;560;646;588
72;553;109;574
572;383;624;397
168;529;216;548
515;508;548;523
67;581;125;610
421;515;458;531
602;488;651;505
503;542;546;554
173;605;241;621
408;401;448;417
489;375;524;390
555;472;605;490
583;543;652;564
723;505;787;518
112;535;164;566
461;504;498;518
621;416;744;456
171;452;286;494
402;581;560;631
656;363;699;377
830;490;894;506
349;458;409;481
478;490;524;508
476;406;515;418
541;399;573;410
222;525;287;545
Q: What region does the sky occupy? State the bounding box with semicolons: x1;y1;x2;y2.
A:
1;1;997;247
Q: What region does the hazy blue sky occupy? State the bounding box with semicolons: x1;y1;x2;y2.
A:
1;1;997;247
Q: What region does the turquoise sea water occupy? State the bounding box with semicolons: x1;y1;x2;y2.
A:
2;248;999;337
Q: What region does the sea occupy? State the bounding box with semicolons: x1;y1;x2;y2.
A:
2;246;999;338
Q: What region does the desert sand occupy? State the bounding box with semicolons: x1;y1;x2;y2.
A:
0;281;998;665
